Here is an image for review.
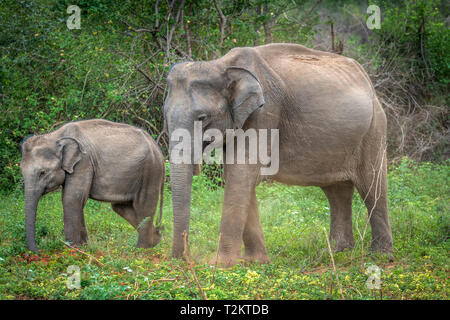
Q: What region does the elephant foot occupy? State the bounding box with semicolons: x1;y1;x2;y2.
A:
208;254;242;268
330;233;355;253
243;256;270;265
79;237;88;246
137;228;162;248
66;241;87;251
243;251;270;264
27;244;39;252
137;241;161;249
66;235;88;247
334;240;354;253
370;241;394;262
80;229;88;244
137;236;161;249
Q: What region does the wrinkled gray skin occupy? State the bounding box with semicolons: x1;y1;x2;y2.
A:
164;43;393;266
20;119;164;252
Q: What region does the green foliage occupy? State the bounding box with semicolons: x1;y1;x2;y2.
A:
0;159;448;299
372;0;449;90
0;0;138;190
198;164;225;189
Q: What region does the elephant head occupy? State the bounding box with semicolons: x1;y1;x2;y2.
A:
20;134;84;251
164;58;265;257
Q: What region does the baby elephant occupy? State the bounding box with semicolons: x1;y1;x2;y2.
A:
20;119;165;251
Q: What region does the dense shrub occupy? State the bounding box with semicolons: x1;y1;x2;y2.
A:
369;0;449;161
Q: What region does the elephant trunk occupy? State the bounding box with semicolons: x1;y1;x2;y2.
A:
25;187;41;252
170;163;193;258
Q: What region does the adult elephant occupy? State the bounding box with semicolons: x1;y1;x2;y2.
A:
164;43;393;266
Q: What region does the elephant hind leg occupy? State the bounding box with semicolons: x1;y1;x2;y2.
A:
354;153;393;256
321;181;355;252
132;185;162;248
112;202;159;248
111;202;139;228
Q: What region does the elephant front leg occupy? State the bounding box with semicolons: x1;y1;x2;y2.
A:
62;174;91;246
217;164;266;267
217;197;247;267
79;213;88;244
62;193;88;246
243;189;269;263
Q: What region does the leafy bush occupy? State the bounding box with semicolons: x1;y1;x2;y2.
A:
367;0;449;161
373;0;449;89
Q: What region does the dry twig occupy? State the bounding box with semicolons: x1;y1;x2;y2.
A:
59;239;104;267
323;228;345;300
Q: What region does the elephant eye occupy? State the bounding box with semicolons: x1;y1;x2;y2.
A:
38;170;46;178
197;114;207;122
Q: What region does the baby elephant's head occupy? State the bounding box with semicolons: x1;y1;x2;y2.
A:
20;135;84;251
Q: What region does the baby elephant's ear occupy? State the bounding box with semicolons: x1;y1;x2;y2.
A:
56;137;85;174
226;66;265;129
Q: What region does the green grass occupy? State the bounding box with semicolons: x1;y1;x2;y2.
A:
0;158;448;300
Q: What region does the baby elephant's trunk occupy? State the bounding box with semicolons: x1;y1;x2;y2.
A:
25;187;41;252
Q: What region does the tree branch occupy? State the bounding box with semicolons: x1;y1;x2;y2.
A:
213;0;227;45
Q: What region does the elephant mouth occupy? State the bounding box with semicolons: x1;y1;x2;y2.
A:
203;138;214;150
43;185;61;195
203;134;224;149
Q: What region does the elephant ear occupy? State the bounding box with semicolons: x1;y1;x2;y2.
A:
226;66;265;129
56;137;85;174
